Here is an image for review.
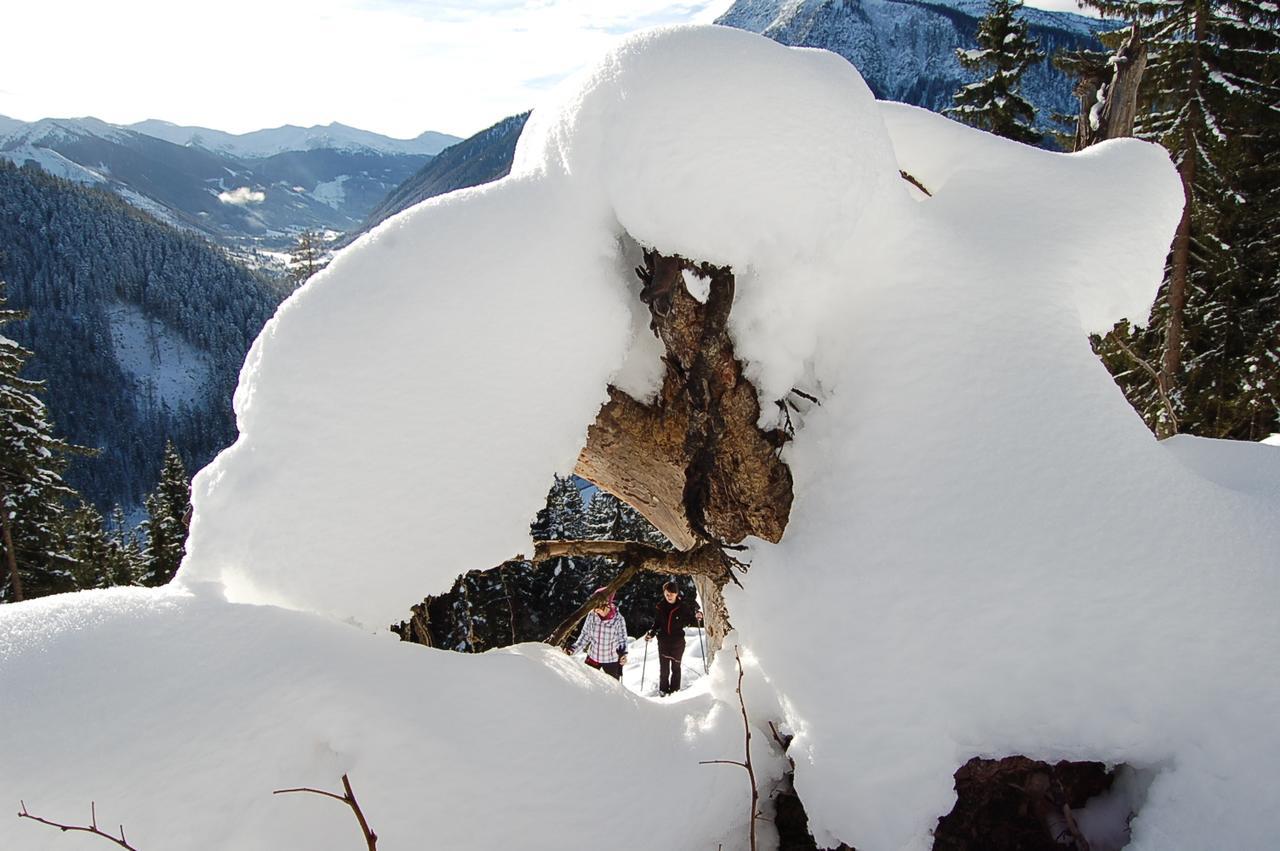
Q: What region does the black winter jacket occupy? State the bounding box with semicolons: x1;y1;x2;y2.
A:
649;596;697;641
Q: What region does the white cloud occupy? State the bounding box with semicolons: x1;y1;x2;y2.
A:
218;187;266;205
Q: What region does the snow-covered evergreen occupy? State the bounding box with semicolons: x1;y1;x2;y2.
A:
948;0;1045;144
0;283;79;601
2;24;1278;851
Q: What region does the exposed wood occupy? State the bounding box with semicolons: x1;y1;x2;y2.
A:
1074;25;1147;150
1077;25;1147;150
542;542;733;647
899;169;933;197
545;562;643;648
575;250;793;552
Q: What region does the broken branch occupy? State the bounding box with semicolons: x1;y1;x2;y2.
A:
273;773;378;851
17;800;140;850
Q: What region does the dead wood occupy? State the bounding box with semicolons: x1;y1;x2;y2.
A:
575;250;793;553
274;773;378;851
698;645;761;851
17;801;140;850
1076;25;1147;150
543;542;733;647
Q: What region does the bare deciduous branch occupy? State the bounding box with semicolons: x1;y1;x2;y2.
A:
17;800;140;850
274;773;378;851
1107;328;1180;436
699;645;761;851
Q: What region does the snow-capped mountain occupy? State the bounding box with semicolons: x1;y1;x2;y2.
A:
128;119;458;159
0;115;459;251
717;0;1113;131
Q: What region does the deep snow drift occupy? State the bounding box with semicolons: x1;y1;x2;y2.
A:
4;24;1279;851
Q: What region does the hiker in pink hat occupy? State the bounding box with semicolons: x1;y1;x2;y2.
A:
566;587;629;680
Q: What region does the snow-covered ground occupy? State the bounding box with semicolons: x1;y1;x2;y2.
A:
4;24;1278;851
107;301;215;412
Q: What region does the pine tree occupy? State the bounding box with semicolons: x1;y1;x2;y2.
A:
948;0;1045;144
0;282;85;601
1088;0;1280;438
585;490;670;548
138;441;191;586
530;475;587;541
105;506;145;587
58;501;142;589
288;230;328;289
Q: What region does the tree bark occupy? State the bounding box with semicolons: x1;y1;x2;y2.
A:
575;251;793;551
570;250;794;660
0;489;23;602
541;541;734;648
1078;25;1147;150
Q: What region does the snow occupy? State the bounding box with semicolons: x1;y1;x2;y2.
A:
0;587;763;850
0;144;109;185
4;23;1279;851
107;301;215;412
311;175;349;209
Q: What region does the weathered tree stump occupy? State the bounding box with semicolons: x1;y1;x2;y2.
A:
573;249;795;658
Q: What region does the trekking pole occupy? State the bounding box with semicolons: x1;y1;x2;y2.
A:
640;638;649;692
697;623;708;674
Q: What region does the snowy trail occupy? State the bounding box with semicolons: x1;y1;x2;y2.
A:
565;627;713;700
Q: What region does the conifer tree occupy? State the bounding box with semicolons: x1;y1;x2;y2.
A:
138;441;191;586
585;490;670;548
288;230;328;289
948;0;1045;144
530;475;587;541
1087;0;1280;438
59;502;141;589
0;282;84;601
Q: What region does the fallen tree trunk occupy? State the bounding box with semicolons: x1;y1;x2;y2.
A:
575;251;793;553
541;541;734;647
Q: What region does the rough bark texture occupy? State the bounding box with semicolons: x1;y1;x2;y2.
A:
1076;26;1147;150
0;490;23;602
573;250;795;659
577;251;792;552
542;541;734;647
933;756;1116;851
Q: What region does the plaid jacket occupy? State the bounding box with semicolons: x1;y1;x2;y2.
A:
571;609;629;664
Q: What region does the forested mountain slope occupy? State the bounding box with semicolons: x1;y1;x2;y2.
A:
717;0;1111;133
0;159;281;510
0;117;452;252
346;112;529;244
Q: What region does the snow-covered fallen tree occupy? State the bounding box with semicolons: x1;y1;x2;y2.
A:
4;24;1279;851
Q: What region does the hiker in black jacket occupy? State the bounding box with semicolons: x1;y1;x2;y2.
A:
644;581;702;696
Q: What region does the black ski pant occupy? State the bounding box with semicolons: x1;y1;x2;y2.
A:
657;637;686;694
586;657;623;680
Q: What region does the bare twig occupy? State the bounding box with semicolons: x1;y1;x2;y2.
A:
274;773;378;851
698;645;761;851
788;387;821;405
1107;329;1179;436
17;800;140;850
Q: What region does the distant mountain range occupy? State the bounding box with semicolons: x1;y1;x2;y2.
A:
0;116;461;254
128;120;457;159
717;0;1112;129
345;112;530;245
348;1;1109;240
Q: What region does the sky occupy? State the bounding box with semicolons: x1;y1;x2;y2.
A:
2;0;1090;141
